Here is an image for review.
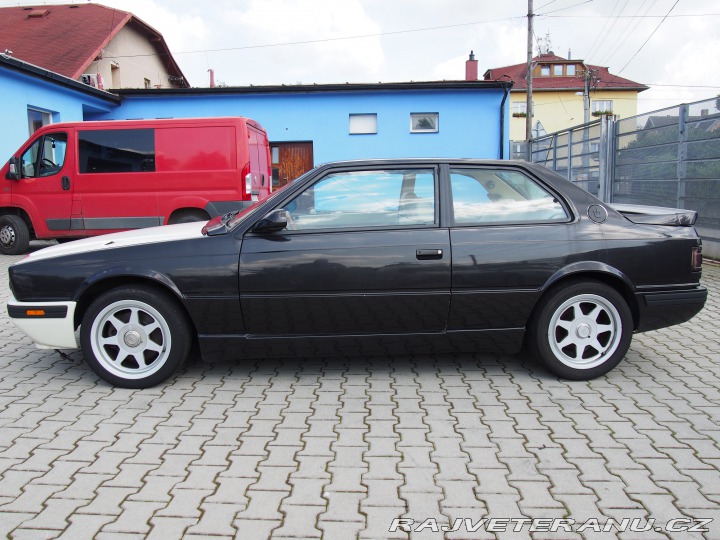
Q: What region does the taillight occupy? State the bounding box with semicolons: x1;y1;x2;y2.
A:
241;162;251;196
691;246;702;271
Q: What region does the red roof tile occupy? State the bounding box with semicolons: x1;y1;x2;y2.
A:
484;53;648;92
0;3;187;85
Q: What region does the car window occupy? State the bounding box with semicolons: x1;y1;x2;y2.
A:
20;133;68;178
450;168;568;225
284;169;435;230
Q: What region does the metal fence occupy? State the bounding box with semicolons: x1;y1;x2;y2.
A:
529;96;720;259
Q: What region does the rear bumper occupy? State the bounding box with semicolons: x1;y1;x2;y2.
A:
635;286;707;332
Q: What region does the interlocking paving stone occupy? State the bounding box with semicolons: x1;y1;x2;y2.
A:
0;250;718;539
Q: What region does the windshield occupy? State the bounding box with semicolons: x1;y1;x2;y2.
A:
227;169;315;229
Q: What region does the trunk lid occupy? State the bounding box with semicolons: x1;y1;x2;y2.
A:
610;203;698;227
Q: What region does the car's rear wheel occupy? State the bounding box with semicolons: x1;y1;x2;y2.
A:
80;285;192;388
0;215;30;255
529;281;633;380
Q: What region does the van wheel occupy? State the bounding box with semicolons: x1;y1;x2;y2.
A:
528;280;633;380
0;215;30;255
80;285;192;388
168;210;210;224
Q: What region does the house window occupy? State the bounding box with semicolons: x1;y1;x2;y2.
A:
553;65;563;76
512;102;533;118
592;100;613;114
27;108;52;135
111;63;120;88
540;65;550;76
567;64;576;76
349;114;377;135
410;113;439;133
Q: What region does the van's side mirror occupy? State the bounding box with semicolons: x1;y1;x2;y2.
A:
253;209;289;233
6;157;20;180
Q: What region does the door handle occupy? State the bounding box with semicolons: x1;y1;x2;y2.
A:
416;249;443;260
61;176;70;191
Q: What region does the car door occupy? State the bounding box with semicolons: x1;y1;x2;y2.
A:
12;131;73;234
239;166;450;336
447;165;586;331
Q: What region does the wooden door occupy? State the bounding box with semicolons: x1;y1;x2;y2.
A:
270;142;313;188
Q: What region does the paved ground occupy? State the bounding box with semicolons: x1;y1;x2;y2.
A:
0;244;718;540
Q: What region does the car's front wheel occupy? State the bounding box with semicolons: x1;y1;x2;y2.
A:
529;281;633;380
80;285;192;388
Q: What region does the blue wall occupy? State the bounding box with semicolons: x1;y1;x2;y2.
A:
89;88;510;163
0;67;116;162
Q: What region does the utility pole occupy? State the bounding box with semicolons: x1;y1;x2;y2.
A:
583;66;591;124
525;0;534;161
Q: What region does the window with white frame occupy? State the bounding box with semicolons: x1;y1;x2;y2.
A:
540;65;550;76
553;65;563;76
592;100;613;113
27;108;52;135
567;64;577;76
512;102;533;116
349;114;378;135
410;113;439;133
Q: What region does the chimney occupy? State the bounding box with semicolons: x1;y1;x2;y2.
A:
208;69;216;88
568;48;572;60
465;50;478;81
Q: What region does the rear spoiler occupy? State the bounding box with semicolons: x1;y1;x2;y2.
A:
610;203;698;227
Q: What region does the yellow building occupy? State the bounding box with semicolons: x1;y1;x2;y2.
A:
484;52;648;143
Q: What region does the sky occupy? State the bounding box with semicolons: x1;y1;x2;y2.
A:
2;0;719;115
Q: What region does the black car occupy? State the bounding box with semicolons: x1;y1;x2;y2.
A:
7;159;707;388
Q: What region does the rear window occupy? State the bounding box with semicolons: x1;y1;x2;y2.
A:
79;129;155;173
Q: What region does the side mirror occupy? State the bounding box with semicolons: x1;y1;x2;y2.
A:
6;157;20;180
252;209;289;233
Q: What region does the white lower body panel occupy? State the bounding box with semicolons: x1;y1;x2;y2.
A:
8;299;79;349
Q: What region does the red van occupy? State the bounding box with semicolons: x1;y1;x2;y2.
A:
0;117;272;254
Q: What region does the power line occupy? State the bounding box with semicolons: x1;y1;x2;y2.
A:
616;0;680;75
585;0;625;61
595;0;655;66
106;1;627;61
109;15;526;59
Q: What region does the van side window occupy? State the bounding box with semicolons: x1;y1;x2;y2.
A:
79;129;155;174
20;133;68;178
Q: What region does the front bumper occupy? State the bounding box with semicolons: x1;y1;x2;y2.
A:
7;298;78;349
635;286;708;333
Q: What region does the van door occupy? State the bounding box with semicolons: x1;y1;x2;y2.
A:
11;131;74;236
74;128;160;233
248;127;270;202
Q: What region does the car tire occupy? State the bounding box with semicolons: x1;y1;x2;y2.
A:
0;215;30;255
528;280;633;380
80;285;192;388
168;210;209;224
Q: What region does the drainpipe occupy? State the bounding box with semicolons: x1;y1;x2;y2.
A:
498;83;510;159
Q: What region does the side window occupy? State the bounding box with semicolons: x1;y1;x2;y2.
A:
20;133;67;178
284;169;435;230
79;129;155;173
20;139;40;178
450;168;568;225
